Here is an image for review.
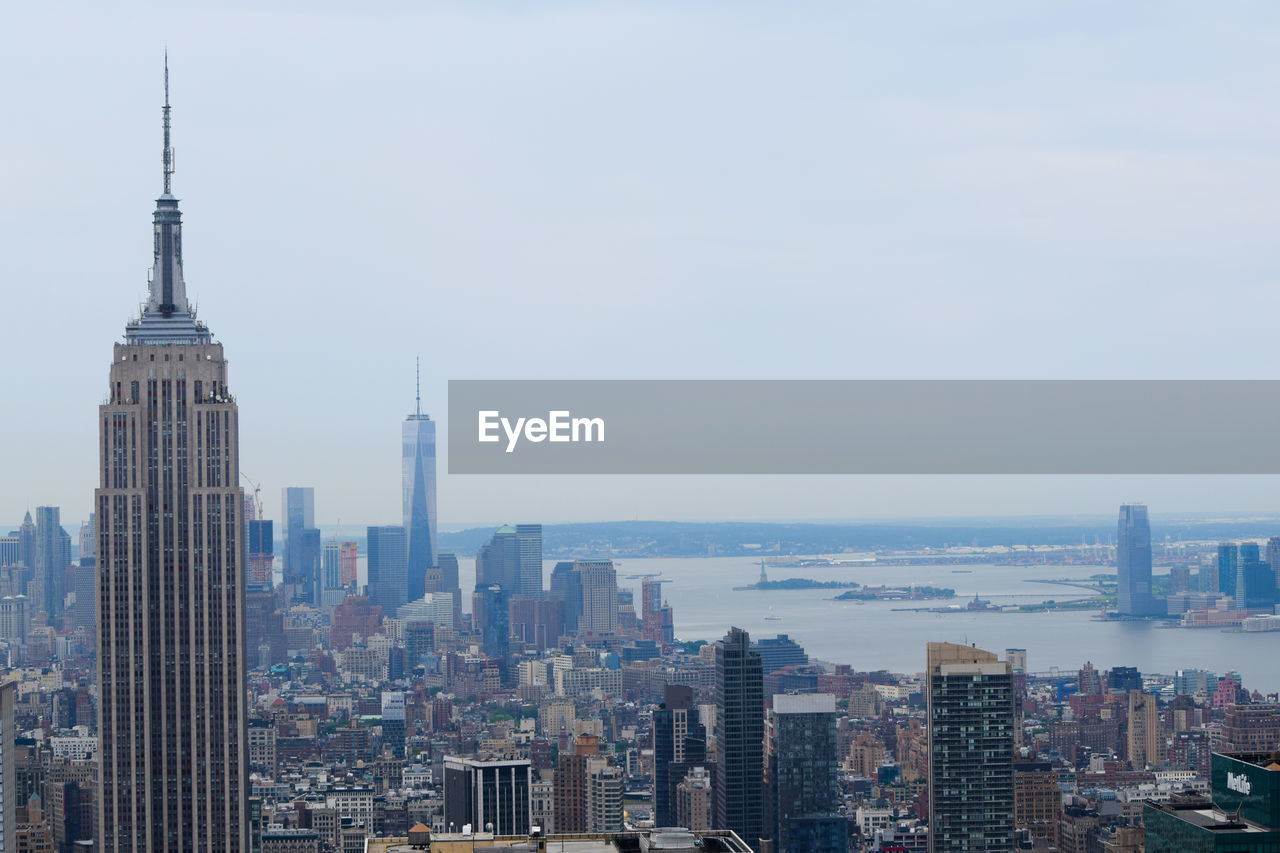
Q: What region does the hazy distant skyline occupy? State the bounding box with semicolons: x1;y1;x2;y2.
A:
6;3;1280;527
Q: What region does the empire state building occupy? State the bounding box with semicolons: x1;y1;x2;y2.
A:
96;65;248;851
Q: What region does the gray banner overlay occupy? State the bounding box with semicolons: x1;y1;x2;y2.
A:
447;380;1280;474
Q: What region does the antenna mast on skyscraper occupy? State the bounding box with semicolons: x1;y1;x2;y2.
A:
163;49;174;195
415;356;422;417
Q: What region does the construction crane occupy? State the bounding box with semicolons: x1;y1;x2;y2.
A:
240;472;264;522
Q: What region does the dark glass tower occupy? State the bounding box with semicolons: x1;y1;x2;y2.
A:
926;642;1015;853
1117;504;1160;616
769;694;841;853
714;626;765;851
1218;542;1239;599
97;62;248;851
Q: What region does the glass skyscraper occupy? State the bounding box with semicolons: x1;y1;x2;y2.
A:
1117;503;1161;616
403;379;437;601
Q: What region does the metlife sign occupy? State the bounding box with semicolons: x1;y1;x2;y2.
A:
1227;771;1253;796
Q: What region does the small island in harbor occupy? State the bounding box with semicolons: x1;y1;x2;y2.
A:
733;577;862;591
834;585;956;601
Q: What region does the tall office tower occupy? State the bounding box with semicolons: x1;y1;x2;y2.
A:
575;560;619;635
17;513;36;576
769;694;842;853
1117;504;1160;616
1126;689;1164;768
381;692;406;758
474;583;511;664
1217;542;1239;599
0;537;18;570
1268;537;1280;597
442;756;531;836
641;580;675;649
475;525;542;595
96;66;248;851
403;367;437;601
926;642;1015;853
366;526;408;614
437;550;461;625
281;487;319;604
714;627;765;852
322;541;342;593
35;506;70;621
246;517;273;590
1236;542;1276;611
654;684;707;827
74;515;97;631
549;562;583;634
78;515;96;564
515;524;543;596
341;542;358;587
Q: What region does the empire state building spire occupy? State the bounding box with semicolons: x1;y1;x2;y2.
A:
125;56;210;344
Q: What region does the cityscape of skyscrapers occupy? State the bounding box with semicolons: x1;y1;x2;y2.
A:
6;12;1280;853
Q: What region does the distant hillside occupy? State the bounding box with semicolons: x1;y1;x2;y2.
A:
436;517;1280;559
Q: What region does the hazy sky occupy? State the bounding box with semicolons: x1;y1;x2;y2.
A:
5;3;1280;529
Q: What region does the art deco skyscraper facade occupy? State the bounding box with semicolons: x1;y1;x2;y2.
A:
96;67;248;851
403;370;437;601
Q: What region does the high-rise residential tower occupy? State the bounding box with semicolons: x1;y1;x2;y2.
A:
926;642;1015;853
575;559;619;635
714;626;765;852
404;363;438;602
1117;504;1161;616
96;64;248;850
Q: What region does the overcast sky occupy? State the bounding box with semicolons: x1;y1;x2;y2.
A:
5;2;1280;529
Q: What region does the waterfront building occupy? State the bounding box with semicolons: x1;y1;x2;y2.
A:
751;634;808;674
1117;504;1161;616
96;65;248;849
1217;543;1239;599
926;642;1015;853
